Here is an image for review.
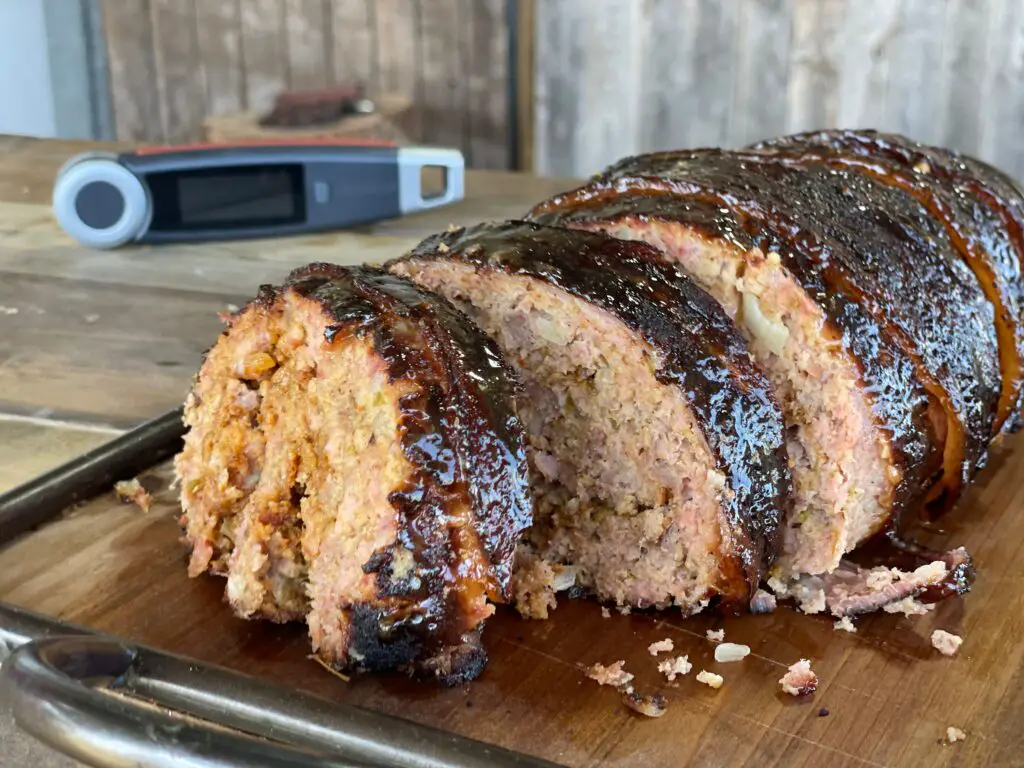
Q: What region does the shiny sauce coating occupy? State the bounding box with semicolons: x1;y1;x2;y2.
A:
392;220;792;604
752;129;1024;436
527;156;969;527
281;263;532;682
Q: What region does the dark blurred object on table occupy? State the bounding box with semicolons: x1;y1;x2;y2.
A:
258;84;375;128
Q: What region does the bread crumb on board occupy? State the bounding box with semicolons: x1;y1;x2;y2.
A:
714;643;751;663
779;659;818;696
706;629;725;643
648;638;674;655
946;726;967;744
834;616;857;633
883;596;934;617
658;655;692;681
796;587;827;615
586;660;634;688
931;629;963;657
114;478;152;512
696;670;724;689
601;606;611;618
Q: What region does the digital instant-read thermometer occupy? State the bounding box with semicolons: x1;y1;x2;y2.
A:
52;140;465;249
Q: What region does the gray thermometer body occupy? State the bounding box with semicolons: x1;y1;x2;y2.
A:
52;143;465;249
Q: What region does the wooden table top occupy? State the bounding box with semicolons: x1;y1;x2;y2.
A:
0;134;574;433
2;135;1022;768
0;134;572;767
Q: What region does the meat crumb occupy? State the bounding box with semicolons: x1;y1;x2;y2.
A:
601;606;611;618
946;726;967;744
657;655;692;681
796;587;827;615
622;689;668;718
586;660;634;688
866;568;896;591
750;588;777;613
513;549;560;619
706;629;725;643
114;478;152;513
883;596;934;617
779;659;818;696
834;616;857;633
648;638;674;655
713;643;751;663
767;575;790;597
695;670;724;689
931;629;963;657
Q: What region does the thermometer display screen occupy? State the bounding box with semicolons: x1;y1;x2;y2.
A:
147;164;305;231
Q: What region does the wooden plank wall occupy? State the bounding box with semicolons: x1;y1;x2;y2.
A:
532;0;1024;182
98;0;510;169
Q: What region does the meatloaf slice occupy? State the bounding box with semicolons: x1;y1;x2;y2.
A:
750;129;1024;437
388;221;791;615
527;169;926;578
175;263;531;684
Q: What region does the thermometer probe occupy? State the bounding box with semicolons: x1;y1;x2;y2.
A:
52;139;465;249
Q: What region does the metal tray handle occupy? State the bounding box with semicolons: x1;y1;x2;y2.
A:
0;605;561;768
2;636;359;768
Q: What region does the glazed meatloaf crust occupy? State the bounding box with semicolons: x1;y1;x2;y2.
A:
175;263;532;684
388;221;791;615
528;144;1001;578
751;129;1024;436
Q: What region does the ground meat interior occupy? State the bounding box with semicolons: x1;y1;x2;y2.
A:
176;292;412;664
589;220;894;577
398;262;725;616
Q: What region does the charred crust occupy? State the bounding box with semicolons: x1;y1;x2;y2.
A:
415;634;489;686
254;283;281;310
344;603;422;674
340;605;488;686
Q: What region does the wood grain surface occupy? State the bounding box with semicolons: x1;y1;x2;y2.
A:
96;0;512;169
1;135;1022;767
532;0;1024;181
2;442;1022;768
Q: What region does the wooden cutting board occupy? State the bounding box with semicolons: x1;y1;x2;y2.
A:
1;136;1022;768
2;445;1023;768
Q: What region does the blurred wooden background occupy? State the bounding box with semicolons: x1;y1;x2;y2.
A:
93;0;1024;181
98;0;511;169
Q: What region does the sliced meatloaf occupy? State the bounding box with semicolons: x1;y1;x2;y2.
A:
388;221;791;615
528;147;1000;577
175;263;532;684
751;129;1024;437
